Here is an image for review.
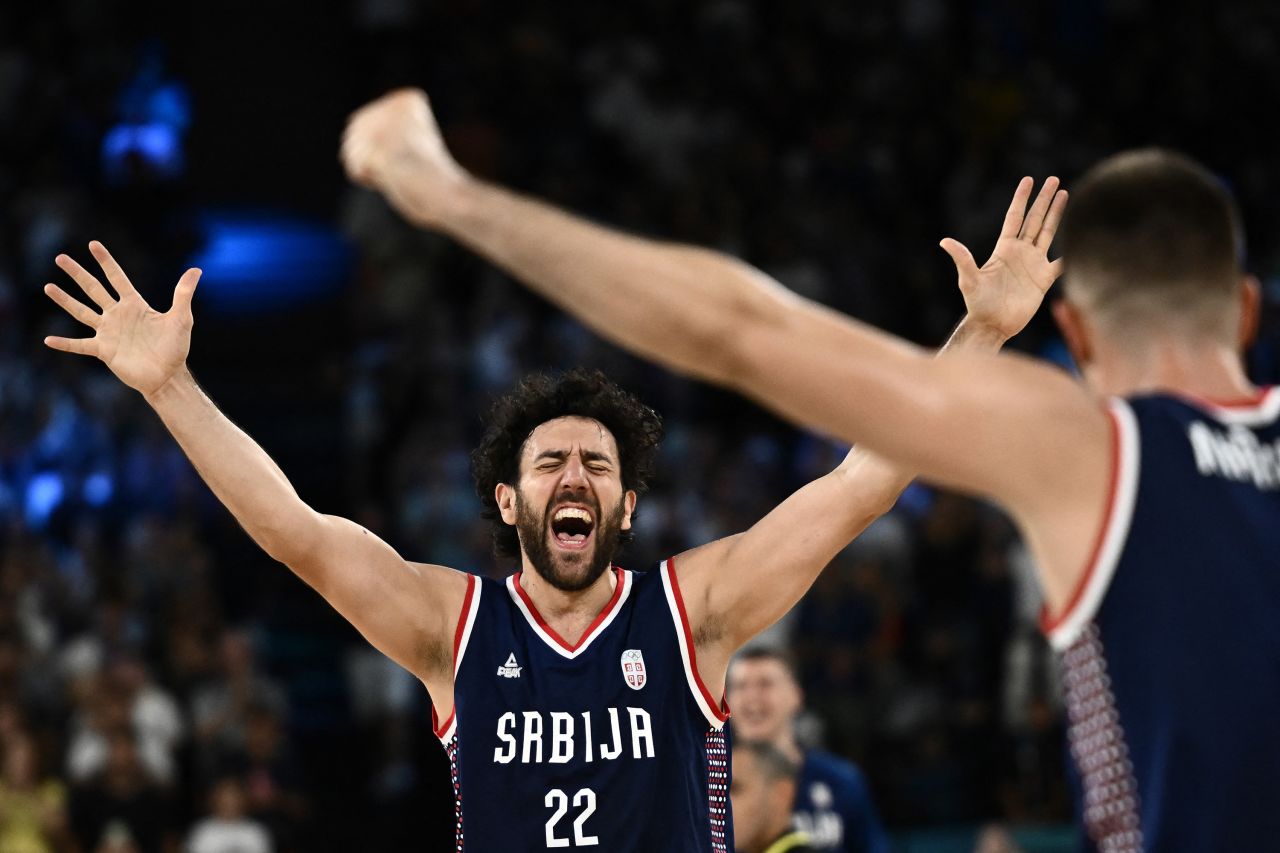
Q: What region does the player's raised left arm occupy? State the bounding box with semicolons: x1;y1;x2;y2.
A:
41;244;470;693
671;197;1066;657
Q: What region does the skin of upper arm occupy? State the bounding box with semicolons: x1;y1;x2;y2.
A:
286;513;471;688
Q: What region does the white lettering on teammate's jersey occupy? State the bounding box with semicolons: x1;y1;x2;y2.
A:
1187;421;1280;489
492;708;656;765
793;782;843;846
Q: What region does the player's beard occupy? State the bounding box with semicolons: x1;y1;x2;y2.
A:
515;490;626;593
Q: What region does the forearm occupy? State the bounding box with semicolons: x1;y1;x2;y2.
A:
143;368;316;562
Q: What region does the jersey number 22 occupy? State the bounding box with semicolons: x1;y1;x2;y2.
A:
545;787;598;847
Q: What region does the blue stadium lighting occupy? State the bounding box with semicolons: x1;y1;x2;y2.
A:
102;122;185;182
24;471;64;528
82;470;114;507
188;212;354;313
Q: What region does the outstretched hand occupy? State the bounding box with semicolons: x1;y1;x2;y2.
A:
44;242;200;398
940;177;1068;342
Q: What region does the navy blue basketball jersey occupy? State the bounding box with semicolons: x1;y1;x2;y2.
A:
432;559;732;852
1041;388;1280;852
792;751;889;853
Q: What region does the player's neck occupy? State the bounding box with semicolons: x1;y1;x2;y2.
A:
1088;335;1256;402
517;563;619;646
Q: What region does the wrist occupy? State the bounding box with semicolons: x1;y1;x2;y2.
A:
394;159;479;233
949;316;1009;352
143;365;195;408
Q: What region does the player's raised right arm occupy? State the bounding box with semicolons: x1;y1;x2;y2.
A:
43;243;469;686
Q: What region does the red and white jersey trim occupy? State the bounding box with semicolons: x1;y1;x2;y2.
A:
506;567;632;659
1043;399;1141;651
1179;385;1279;427
434;573;481;743
659;558;730;729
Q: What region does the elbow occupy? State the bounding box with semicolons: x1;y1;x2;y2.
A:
865;492;903;524
678;321;747;388
679;260;784;391
254;507;324;568
842;490;903;536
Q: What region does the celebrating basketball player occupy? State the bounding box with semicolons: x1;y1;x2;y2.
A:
344;87;1279;851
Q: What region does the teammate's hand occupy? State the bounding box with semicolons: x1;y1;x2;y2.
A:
940;177;1068;341
43;242;199;398
341;88;470;227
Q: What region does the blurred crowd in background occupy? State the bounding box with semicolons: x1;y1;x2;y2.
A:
1;1;1278;850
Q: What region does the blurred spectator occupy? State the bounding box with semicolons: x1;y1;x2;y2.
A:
66;672;175;787
109;658;183;771
68;730;178;853
190;632;286;776
60;602;146;690
0;733;70;853
212;706;304;849
729;648;889;853
732;740;816;853
184;778;272;853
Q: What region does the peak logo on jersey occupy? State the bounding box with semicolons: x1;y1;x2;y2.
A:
621;649;647;690
497;652;522;679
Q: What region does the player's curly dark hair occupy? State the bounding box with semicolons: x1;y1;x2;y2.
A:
471;368;664;559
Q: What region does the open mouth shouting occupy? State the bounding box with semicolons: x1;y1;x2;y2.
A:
550;504;596;552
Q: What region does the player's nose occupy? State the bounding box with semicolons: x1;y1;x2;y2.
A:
560;455;589;488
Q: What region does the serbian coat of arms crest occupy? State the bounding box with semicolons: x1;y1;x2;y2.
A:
620;648;647;690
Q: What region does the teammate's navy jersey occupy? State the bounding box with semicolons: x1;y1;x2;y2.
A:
1041;388;1280;853
433;559;732;852
792;751;889;853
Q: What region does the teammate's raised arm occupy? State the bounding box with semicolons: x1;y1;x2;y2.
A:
340;90;1093;486
43;243;469;696
341;89;1111;611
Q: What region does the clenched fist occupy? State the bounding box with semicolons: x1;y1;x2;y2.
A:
341;88;471;227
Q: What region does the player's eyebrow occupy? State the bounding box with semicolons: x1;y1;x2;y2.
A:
532;449;615;465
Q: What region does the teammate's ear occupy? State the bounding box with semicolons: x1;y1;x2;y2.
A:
621;490;637;531
496;483;518;525
1052;298;1093;370
1238;275;1261;350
